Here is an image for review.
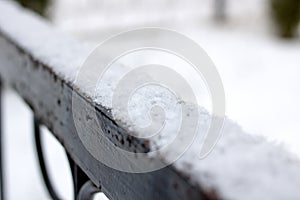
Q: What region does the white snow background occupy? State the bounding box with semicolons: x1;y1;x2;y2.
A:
2;0;300;199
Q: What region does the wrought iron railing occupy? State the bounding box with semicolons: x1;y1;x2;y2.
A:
1;1;300;200
0;1;209;199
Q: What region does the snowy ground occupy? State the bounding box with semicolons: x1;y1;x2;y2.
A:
2;0;300;199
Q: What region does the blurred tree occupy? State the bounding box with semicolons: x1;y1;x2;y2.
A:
15;0;50;17
270;0;300;38
214;0;227;22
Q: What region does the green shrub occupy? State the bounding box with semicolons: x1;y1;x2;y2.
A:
16;0;49;17
270;0;300;38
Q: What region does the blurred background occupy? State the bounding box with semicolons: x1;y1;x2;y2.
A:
3;0;300;199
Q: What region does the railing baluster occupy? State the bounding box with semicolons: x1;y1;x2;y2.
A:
33;117;61;200
34;118;101;200
68;155;101;200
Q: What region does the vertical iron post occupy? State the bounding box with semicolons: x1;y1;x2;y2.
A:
34;117;61;200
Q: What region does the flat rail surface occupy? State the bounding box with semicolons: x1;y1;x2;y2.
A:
1;1;300;200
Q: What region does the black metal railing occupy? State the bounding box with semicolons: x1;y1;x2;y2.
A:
0;2;206;200
34;117;100;200
2;1;300;200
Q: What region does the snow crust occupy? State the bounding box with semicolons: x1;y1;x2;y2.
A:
174;116;300;200
0;0;91;83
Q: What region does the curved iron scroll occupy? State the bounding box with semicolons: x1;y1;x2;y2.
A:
34;117;62;200
33;117;101;200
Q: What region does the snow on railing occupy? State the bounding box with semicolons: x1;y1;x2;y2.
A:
1;1;300;200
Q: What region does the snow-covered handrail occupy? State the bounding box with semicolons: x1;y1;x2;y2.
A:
1;1;300;200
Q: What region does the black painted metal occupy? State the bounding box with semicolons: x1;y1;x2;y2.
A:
0;30;213;200
0;79;4;200
35;116;100;200
67;154;96;200
34;117;62;200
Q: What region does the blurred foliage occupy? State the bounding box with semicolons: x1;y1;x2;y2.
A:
15;0;50;17
214;0;227;22
270;0;300;38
